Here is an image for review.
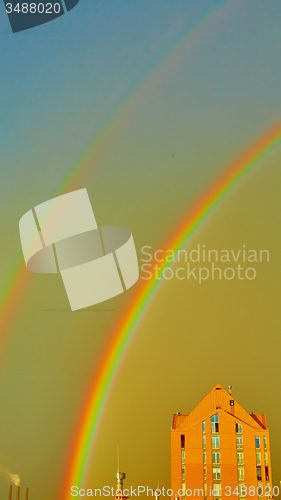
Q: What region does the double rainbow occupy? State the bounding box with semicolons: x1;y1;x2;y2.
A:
0;2;279;498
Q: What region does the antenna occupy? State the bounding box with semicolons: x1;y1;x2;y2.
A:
117;446;120;473
155;482;160;500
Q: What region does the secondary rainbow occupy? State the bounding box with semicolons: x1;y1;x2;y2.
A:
61;121;281;499
0;0;227;342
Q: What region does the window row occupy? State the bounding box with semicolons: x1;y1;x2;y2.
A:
203;436;268;455
203;435;221;449
212;436;220;449
256;451;268;466
181;435;185;448
203;415;220;435
212;452;220;464
201;451;268;470
256;466;270;482
236;422;243;434
255;435;267;450
203;466;207;482
237;466;244;481
203;416;220;434
213;466;221;480
236;436;243;449
181;465;185;482
211;414;219;434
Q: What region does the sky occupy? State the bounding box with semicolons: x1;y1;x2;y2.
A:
0;0;281;499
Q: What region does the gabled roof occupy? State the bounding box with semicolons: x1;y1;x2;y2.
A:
172;384;268;431
250;413;267;429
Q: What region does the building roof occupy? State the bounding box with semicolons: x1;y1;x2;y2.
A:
172;384;268;431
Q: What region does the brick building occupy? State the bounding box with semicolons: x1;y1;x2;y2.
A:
171;385;273;500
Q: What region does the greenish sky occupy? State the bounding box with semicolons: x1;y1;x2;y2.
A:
0;1;281;498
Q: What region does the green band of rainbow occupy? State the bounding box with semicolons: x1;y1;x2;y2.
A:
61;121;281;499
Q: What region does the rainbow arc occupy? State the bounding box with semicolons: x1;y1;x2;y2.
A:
61;121;281;499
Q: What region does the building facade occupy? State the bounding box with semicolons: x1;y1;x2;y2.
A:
171;385;273;500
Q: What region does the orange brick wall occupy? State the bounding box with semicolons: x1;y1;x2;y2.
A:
171;387;273;500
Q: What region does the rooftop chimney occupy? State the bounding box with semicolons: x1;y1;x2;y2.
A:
25;488;29;500
8;485;12;500
228;386;232;396
115;472;126;494
16;486;20;500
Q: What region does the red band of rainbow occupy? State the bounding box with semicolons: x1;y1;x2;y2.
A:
61;121;281;499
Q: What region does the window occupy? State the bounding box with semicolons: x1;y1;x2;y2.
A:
204;484;207;498
263;436;267;449
256;466;262;481
181;450;185;464
264;452;268;467
212;452;220;464
203;467;207;482
255;436;260;449
203;451;206;464
238;483;245;497
256;452;261;465
202;421;205;433
203;435;206;449
236;436;243;449
237;452;244;465
212;436;220;449
182;483;185;494
181;466;185;481
265;467;269;481
181;435;185;448
238;467;245;481
213;467;221;480
213;484;221;496
236;423;243;434
211;414;219;433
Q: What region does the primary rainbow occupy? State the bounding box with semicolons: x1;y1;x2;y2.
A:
61;121;281;499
